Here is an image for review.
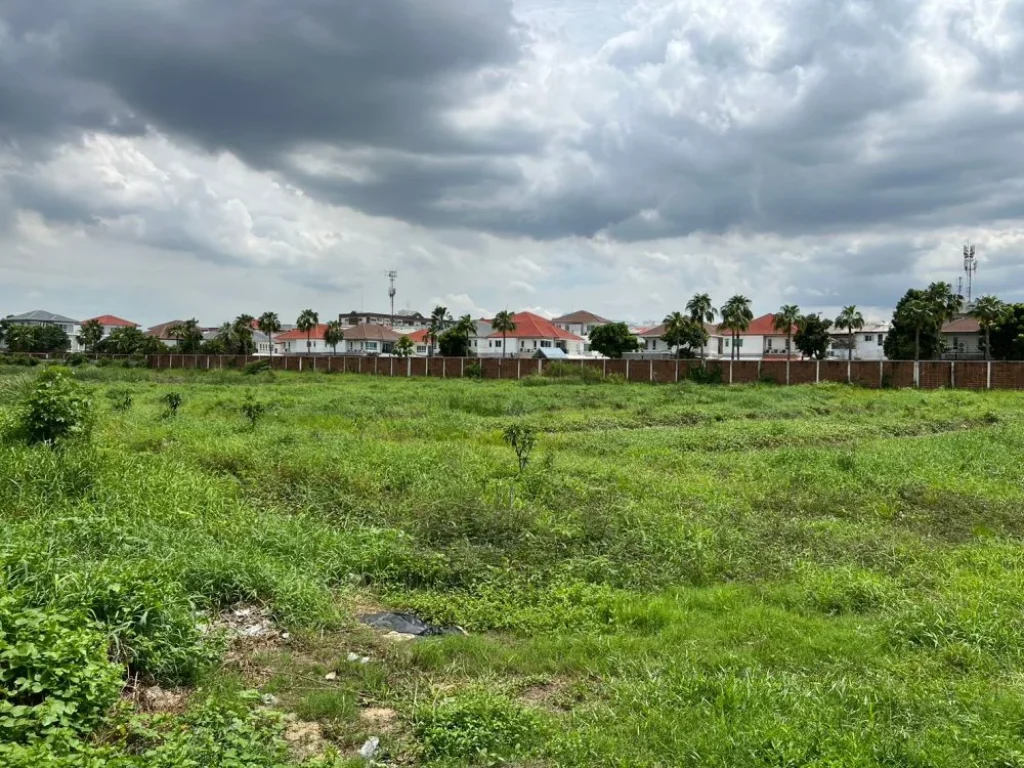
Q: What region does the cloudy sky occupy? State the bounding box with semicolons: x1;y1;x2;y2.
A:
1;0;1022;327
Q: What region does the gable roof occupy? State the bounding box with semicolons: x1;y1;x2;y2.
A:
84;314;137;328
274;324;333;341
340;323;402;342
147;320;187;338
405;329;430;343
486;312;583;341
941;316;982;333
717;313;795;336
552;310;612;325
7;309;79;324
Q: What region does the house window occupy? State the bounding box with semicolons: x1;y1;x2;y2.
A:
587;325;595;334
540;340;552;348
864;334;874;342
533;340;538;349
416;345;427;354
651;340;657;350
877;334;885;346
364;341;378;352
494;340;502;347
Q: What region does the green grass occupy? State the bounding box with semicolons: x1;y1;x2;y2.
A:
2;366;1024;765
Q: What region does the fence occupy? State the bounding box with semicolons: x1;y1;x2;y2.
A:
111;355;1024;389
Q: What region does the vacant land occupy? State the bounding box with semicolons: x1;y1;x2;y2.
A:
3;366;1024;766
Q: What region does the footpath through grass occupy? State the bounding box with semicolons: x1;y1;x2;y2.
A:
2;366;1024;766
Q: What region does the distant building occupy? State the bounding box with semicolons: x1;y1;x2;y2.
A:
829;322;890;361
941;316;983;360
340;310;427;329
274;324;336;355
147;320;189;348
339;323;401;355
82;314;138;341
482;312;585;357
5;310;82;352
637;323;720;358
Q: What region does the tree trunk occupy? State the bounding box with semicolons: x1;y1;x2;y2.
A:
848;331;853;362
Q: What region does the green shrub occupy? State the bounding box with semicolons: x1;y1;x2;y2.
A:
0;597;122;744
241;395;266;429
18;367;93;446
415;690;543;764
108;389;133;412
502;422;535;472
64;353;88;368
0;354;40;367
464;361;483;380
162;392;182;417
543;361;604;383
688;365;722;384
243;360;271;376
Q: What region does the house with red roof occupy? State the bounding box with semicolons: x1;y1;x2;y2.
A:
274;324;336;354
483;311;585;357
83;314;138;342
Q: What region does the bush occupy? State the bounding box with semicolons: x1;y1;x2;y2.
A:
0;354;40;367
18;367;93;446
64;353;88;368
241;396;266;429
0;597;122;744
243;360;272;375
162;392;183;417
108;389;133;412
688;365;723;384
415;690;543;764
464;361;483;380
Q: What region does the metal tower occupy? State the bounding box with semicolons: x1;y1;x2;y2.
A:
963;243;977;305
386;270;398;325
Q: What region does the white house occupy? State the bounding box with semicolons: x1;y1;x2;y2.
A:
82;314;138;340
552;310;612;354
5;310;83;352
341;324;401;355
715;313;799;360
482;311;585;357
941;316;983;360
637;322;721;358
829;322;890;361
274;324;339;354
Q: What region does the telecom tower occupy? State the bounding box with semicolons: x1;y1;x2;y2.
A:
386;270;398;326
963;243;977;305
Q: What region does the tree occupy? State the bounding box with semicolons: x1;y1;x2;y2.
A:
588;322;640;359
232;315;256;355
834;305;864;362
34;325;71;354
720;295;753;361
971;295;1009;362
296;309;319;353
98;326;165;355
794;314;833;360
492;310;516;359
168;319;204;354
902;298;938;362
987;304;1024;360
685;293;717;364
257;312;282;361
427;306;450;358
5;324;37;353
773;305;801;361
0;317;9;347
928;281;963;326
884;284;959;361
78;319;105;353
439;314;475;357
661;312;707;358
394;335;414;358
323;320;344;354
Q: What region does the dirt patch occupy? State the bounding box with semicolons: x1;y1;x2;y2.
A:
519;679;571;710
135;685;190;714
283;718;328;762
360;707;399;732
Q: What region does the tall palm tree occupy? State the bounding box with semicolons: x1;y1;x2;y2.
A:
323;320;344;354
662;311;688;358
927;281;964;326
721;295;753;361
427;305;449;358
772;305;801;360
685;293;716;364
257;311;281;361
903;299;937;363
233;314;255;355
971;295;1008;361
296;309;318;353
492;310;516;359
834;305;865;362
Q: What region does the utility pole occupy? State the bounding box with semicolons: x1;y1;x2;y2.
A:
386;270;398;326
963;243;977;305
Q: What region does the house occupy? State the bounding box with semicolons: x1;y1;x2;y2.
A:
637;323;720;357
147;320;188;348
405;328;432;356
340;323;401;355
552;310;612;338
941;316;983;359
716;313;798;360
829;322;890;361
482;311;585;357
4;310;82;352
404;319;493;356
82;314;138;340
273;324;338;355
340;310;428;329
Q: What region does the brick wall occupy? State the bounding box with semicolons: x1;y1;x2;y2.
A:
819;361;848;383
850;361;882;388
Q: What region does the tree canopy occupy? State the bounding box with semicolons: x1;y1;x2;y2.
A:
589;322;639;359
794;314;833;360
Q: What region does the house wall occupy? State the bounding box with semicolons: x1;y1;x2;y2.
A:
942;332;983;358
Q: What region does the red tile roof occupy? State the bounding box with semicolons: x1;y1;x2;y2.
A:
552;310;612;325
941;316;981;333
85;314;138;328
275;324;332;341
405;329;430;343
486;312;583;341
717;313;795;336
640;322;718;338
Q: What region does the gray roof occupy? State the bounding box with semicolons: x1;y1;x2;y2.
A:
6;309;79;324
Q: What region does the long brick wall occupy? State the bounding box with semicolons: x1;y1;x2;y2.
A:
21;353;1024;390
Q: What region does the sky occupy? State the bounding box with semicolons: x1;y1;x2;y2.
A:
1;0;1022;327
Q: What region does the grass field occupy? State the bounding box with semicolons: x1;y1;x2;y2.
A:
3;365;1024;766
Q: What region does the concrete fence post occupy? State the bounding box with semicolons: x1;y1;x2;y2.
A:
987;361;992;390
603;359;607;379
442;358;447;378
729;360;733;385
815;360;820;383
879;360;883;388
407;357;412;377
650;360;654;382
913;361;920;388
537;359;542;376
517;359;522;379
461;358;465;378
951;361;956;389
847;359;851;384
676;359;680;383
757;359;762;380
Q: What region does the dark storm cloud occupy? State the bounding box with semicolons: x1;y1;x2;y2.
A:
1;0;1023;245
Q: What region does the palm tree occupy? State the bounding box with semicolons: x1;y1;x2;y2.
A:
427;305;449;358
834;305;865;362
662;311;689;358
296;309;318;353
903;299;937;363
685;293;716;364
78;319;104;353
492;310;516;359
772;305;801;361
971;295;1008;361
721;295;753;361
233;314;256;355
257;311;281;362
927;281;964;326
323;320;344;354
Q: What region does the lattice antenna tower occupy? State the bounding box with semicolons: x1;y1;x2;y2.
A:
386;270;398;325
963;243;977;305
